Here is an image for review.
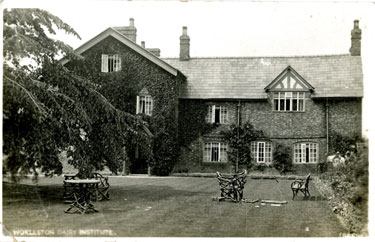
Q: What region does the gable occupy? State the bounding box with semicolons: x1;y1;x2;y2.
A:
264;66;314;92
61;28;178;76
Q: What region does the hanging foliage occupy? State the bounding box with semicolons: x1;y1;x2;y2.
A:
3;8;153;180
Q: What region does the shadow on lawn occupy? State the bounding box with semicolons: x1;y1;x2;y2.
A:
2;182;204;205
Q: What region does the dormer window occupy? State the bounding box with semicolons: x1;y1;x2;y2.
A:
273;92;305;112
265;66;313;112
205;105;228;124
101;54;121;72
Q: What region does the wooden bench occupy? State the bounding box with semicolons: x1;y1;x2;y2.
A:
216;170;247;203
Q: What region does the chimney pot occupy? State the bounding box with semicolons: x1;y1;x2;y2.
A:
183;26;188;35
141;41;145;48
129;18;134;27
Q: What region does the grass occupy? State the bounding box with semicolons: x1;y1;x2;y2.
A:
2;176;347;237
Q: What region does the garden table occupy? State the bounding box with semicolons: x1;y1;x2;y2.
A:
64;179;100;214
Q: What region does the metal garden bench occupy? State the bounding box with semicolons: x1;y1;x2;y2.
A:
291;173;311;200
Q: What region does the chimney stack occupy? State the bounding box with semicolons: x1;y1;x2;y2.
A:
147;48;161;57
349;20;361;56
180;26;190;60
116;18;137;42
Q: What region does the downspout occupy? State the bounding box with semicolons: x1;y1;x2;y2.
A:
236;100;241;173
326;98;329;155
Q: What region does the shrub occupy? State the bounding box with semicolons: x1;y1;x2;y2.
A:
273;144;293;174
318;140;368;235
329;131;362;155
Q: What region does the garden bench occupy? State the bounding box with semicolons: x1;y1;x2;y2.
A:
63;172;109;202
291;173;311;200
91;172;110;201
216;170;247;203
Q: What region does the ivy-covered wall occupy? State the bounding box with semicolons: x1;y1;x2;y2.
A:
175;96;362;174
66;36;185;175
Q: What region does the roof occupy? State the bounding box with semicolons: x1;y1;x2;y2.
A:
61;28;178;76
163;55;363;99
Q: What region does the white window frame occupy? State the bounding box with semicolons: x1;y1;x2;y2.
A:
273;92;305;112
294;142;318;163
204;142;228;163
251;141;272;163
136;95;153;116
206;105;228;124
101;54;121;73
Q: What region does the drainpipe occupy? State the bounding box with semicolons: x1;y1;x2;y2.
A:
326;98;329;155
236;101;241;173
122;146;127;176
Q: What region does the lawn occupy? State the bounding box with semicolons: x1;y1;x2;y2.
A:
2;175;347;237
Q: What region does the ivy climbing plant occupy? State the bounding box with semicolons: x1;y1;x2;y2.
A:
66;36;185;175
222;122;264;171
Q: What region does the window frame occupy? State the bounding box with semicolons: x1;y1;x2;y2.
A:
273;91;305;112
250;141;272;163
203;142;228;163
293;142;319;164
136;94;153;116
101;54;122;73
206;105;229;124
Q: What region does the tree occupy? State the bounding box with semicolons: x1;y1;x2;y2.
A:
222;122;264;171
3;8;153;180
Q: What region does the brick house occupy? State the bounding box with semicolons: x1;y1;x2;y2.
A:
62;18;185;174
63;18;363;174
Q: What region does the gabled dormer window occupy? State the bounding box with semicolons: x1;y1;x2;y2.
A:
274;92;305;112
265;66;313;112
101;54;121;72
205;105;228;124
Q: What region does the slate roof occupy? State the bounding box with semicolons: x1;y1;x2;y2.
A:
163;55;363;99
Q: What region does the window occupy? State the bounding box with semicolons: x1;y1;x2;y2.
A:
204;142;228;162
294;142;318;163
250;141;272;163
101;54;121;72
206;105;228;124
273;92;305;112
136;95;153;116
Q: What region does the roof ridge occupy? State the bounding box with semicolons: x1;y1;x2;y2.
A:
162;54;353;60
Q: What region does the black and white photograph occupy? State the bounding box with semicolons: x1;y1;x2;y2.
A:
1;0;374;241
